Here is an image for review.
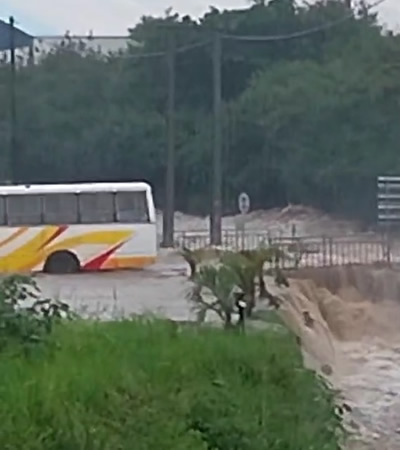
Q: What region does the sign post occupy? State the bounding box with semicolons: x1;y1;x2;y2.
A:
236;192;250;250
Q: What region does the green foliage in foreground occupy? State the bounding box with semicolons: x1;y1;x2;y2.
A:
0;275;73;351
0;320;343;449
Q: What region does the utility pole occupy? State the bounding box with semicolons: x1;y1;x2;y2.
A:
9;16;17;184
162;31;176;247
210;32;222;245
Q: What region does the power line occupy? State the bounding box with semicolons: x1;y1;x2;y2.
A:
118;39;210;59
222;0;386;41
118;49;165;59
176;39;212;54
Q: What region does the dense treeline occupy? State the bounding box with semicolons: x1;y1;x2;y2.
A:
1;0;400;221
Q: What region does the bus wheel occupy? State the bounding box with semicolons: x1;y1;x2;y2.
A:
44;251;80;274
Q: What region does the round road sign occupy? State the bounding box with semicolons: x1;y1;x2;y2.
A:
238;192;250;215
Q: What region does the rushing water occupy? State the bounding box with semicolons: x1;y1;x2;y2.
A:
269;266;400;449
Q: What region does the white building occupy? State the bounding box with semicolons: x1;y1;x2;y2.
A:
34;34;134;57
1;34;138;65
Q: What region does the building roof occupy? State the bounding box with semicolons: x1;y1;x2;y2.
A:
0;181;152;195
0;19;33;51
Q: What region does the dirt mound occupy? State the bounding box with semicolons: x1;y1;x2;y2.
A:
156;204;361;236
276;204;324;221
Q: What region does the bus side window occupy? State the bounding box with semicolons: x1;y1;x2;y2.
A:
6;194;42;226
116;191;149;223
0;197;6;225
43;193;79;224
78;192;115;224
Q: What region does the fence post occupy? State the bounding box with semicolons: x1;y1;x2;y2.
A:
181;231;186;249
328;237;333;266
386;233;391;266
223;229;230;250
322;236;327;266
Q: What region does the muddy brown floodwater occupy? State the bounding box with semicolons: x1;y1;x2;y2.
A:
35;256;400;450
273;266;400;450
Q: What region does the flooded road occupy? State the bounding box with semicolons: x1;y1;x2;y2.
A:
35;251;192;320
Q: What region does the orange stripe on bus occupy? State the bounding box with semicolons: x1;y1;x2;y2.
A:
101;256;156;270
0;227;28;249
46;230;133;255
39;225;68;249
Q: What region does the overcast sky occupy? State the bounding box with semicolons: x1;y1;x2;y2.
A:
0;0;399;35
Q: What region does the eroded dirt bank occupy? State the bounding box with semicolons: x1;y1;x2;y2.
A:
272;266;400;449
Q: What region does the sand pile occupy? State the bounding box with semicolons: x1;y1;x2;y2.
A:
156;205;361;236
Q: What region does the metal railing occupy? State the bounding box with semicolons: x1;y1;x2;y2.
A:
174;229;393;268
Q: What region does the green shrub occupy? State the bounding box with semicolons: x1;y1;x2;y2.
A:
0;319;343;449
186;248;290;327
0;275;72;351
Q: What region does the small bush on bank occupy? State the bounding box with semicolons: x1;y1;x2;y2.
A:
0;275;72;352
0;319;343;449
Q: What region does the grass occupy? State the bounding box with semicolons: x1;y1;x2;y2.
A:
0;319;342;449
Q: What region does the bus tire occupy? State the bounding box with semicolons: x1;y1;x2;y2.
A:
44;251;80;274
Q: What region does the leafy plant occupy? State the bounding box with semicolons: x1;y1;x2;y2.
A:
239;245;284;297
0;275;73;350
187;264;241;329
237;245;289;312
187;247;289;327
221;252;257;316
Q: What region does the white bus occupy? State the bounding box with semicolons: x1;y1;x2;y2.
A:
0;182;157;273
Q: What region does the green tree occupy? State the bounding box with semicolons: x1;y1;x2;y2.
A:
0;0;398;221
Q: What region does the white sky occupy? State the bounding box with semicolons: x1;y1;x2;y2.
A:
0;0;399;35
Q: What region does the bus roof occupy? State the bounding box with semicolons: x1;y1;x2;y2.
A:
0;182;152;195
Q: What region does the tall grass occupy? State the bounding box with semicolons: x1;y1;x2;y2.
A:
0;320;342;449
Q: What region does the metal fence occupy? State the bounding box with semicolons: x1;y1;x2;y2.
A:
174;229;394;268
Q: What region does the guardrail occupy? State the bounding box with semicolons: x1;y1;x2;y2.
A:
174;229;393;268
